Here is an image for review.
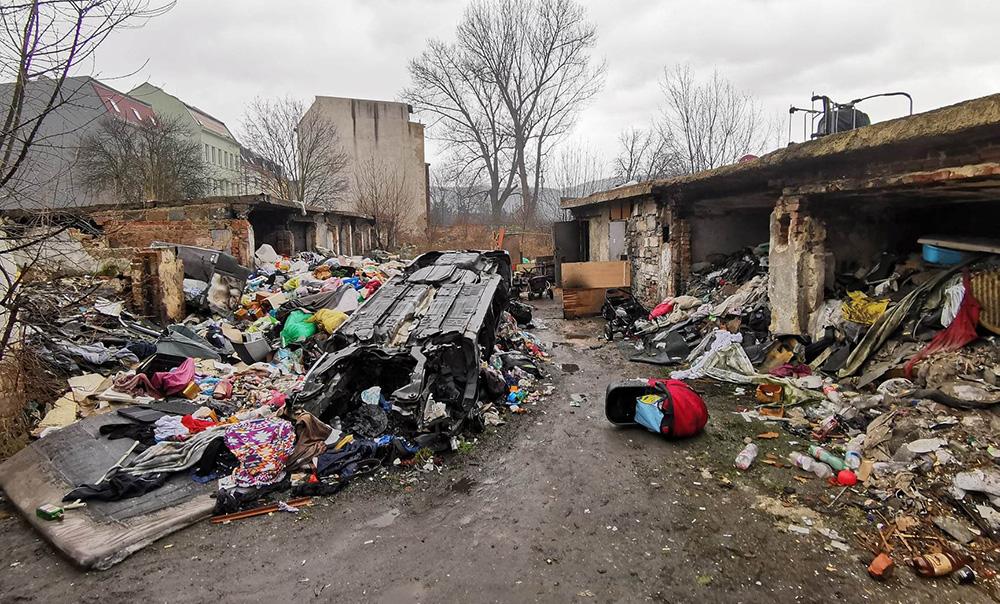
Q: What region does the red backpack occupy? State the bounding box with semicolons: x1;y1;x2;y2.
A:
646;378;708;438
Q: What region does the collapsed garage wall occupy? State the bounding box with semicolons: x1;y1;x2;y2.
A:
92;204;253;267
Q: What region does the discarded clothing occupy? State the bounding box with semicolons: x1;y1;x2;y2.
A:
315;439;379;478
124;428;223;475
64;471;169;503
153;415;189;441
905;273;982;378
768;363;812;378
671;330;756;383
224;418;295;488
99;423;156;451
180;414;216;434
285;412;333;470
114;357;196;399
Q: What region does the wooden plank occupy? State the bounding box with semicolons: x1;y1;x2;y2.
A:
563;288;606;318
917;236;1000;254
561;261;631;289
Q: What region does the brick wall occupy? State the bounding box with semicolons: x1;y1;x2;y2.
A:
92;204;254;266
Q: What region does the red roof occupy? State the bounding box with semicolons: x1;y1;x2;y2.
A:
92;82;158;126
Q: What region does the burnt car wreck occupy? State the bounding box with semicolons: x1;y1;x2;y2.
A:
294;251;515;445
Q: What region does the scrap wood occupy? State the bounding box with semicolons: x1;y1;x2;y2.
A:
757;431;780;439
793;475;810;484
211;497;313;524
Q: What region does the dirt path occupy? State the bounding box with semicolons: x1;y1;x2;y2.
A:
0;299;990;603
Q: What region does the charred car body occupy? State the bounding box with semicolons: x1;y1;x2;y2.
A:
294;251;512;443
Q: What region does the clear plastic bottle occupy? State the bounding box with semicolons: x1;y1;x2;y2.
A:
789;452;833;478
735;443;758;470
844;435;865;470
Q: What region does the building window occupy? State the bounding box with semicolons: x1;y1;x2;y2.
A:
108;98;120;113
131;108;141;121
212;147;216;164
204;144;209;161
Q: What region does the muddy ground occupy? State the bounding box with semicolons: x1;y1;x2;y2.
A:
0;298;992;603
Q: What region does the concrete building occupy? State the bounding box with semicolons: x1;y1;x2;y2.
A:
301;96;429;239
129;83;242;197
560;93;1000;335
0;76;156;210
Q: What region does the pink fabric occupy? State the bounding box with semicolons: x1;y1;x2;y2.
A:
153;358;196;396
114;357;195;399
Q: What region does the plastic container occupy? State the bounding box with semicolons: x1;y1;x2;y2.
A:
790;452;834;478
809;445;847;471
922;243;970;266
735;443;758;470
845;435;865;469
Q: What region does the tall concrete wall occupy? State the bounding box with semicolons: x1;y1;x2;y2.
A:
304;97;428;239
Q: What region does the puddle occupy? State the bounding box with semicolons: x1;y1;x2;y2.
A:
450;476;476;495
365;508;401;528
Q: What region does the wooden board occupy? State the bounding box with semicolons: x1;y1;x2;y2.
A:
561;261;631;289
563;288;607;318
918;236;1000;254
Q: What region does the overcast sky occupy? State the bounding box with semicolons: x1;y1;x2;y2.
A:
94;0;1000;171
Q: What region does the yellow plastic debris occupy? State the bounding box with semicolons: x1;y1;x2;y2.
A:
305;309;349;334
842;291;889;325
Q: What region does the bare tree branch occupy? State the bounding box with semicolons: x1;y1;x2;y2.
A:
239;96;349;210
76;113;208;203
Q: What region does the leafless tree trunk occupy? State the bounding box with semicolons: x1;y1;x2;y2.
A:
77;114;208;203
405;39;518;223
406;0;603;227
240;96;349;210
658;64;772;174
0;0;174;360
353;155;410;249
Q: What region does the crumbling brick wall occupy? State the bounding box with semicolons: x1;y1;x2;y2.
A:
92;203;253;266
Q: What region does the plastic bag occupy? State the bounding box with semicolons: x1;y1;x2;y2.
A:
280;310;317;346
306;309;348;334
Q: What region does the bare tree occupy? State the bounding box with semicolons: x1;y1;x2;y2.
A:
353;155;410;249
240;96;349;209
405;39;518;223
540;142;608;222
0;1;174;360
612;126;681;185
406;0;604;226
0;1;174;205
658;64;771;174
77;114;208;203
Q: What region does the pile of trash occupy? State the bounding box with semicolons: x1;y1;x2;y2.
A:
608;243;1000;589
612;245;770;366
0;245;547;568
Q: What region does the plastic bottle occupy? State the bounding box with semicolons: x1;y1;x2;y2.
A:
822;384;844;404
735;443;758;470
844;435;865;470
789;452;833;478
809;445;847;471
